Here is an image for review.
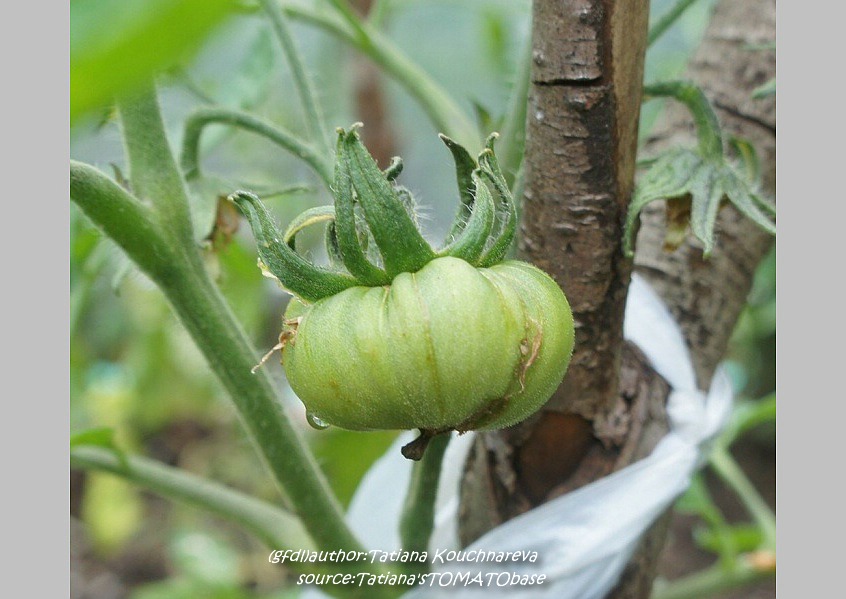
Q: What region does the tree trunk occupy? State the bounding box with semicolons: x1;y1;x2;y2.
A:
458;0;775;596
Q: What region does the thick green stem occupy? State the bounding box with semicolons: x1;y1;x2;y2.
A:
651;558;774;599
259;0;330;151
118;86;195;245
710;447;777;550
282;1;480;147
399;433;450;566
71;445;311;551
180;107;333;186
70;161;179;282
71;164;365;554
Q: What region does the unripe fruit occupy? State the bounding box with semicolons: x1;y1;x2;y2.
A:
282;257;574;432
231;126;575;455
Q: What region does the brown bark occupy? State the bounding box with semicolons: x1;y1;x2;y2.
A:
458;0;775;597
459;0;655;542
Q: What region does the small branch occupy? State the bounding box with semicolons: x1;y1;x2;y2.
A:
400;433;450;561
283;1;480;147
259;0;330;151
117;85;195;245
647;0;702;47
180;106;333;186
70;161;176;280
71;446;311;551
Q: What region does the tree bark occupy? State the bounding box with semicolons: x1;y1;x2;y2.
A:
458;0;775;597
459;0;654;540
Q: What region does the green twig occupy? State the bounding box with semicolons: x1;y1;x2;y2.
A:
710;447;777;550
180;106;333;186
71;445;311;551
399;433;450;567
259;0;330;151
283;1;480;147
648;0;702;47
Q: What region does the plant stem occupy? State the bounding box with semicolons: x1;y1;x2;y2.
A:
69;161;178;280
399;433;450;564
651;558;774;599
71;160;367;557
180;106;334;187
283;1;480;147
72;83;374;558
642;82;723;160
259;0;330;151
647;0;702;47
497;30;532;185
710;447;777;550
117;86;195;245
71;445;311;551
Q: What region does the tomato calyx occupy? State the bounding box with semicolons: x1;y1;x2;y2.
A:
229;125;517;303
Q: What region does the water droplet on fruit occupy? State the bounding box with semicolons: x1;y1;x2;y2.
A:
306;412;330;430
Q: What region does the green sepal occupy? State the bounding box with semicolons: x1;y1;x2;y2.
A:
341;127;435;277
623;147;775;258
324;221;345;269
383;156;404;181
229;191;359;303
333;130;391;285
283;205;336;251
439;134;478;243
477;134;518;266
284;208;346;270
441;170;495;264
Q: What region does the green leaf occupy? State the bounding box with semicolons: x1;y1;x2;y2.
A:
70;426;118;450
71;0;235;123
624;149;700;256
624;143;775;258
688;165;723;257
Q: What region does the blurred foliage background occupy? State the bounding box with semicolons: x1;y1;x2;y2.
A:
70;1;774;597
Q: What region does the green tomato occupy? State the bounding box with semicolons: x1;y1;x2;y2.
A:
281;256;574;432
